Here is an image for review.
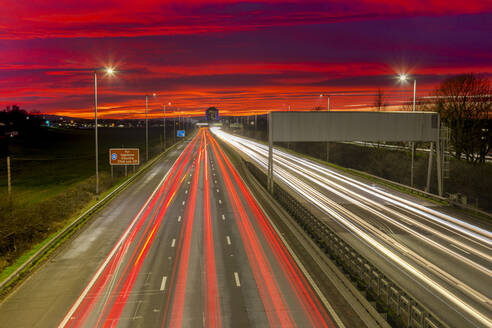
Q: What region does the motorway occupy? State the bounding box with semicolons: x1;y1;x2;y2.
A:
0;128;344;327
211;128;492;328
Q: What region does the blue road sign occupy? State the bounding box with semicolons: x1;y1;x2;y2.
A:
111;153;117;160
177;130;185;137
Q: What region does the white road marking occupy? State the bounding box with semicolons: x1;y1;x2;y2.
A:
178;216;182;222
234;272;241;287
216;189;219;193
185;190;188;194
182;201;186;206
221;214;226;221
226;236;231;245
171;239;176;247
218;199;222;204
188;181;190;185
214;180;217;184
160;276;167;291
133;300;143;319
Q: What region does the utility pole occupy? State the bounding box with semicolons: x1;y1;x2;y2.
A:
145;95;149;162
163;104;166;150
7;155;11;206
94;71;99;195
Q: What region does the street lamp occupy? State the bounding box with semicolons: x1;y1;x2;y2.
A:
144;93;158;162
320;94;330;111
398;74;416;112
94;67;115;195
163;102;171;150
399;73;417;187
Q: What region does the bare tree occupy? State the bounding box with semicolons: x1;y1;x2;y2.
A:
373;89;386;111
400;96;432;112
434;74;491;163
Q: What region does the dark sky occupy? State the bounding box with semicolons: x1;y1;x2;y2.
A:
1;0;491;118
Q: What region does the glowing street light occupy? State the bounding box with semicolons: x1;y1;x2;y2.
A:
94;67;117;195
398;73;417;187
398;74;416;112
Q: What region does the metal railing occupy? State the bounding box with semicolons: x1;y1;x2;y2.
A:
246;161;449;328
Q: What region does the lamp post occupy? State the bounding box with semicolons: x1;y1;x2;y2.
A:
145;95;148;162
320;94;330;111
399;74;417;187
144;93;157;162
94;67;115;195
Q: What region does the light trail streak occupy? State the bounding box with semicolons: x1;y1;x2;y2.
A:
208;131;295;328
59;130;201;328
203;134;222;328
168;129;205;328
207;130;336;327
211;128;492;327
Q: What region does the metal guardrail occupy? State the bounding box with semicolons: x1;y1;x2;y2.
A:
0;141;182;292
245;161;450;328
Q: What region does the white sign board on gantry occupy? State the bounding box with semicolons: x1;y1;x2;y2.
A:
267;111;442;195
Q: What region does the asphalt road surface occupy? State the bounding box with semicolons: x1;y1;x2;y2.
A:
211;128;492;328
0;128;343;328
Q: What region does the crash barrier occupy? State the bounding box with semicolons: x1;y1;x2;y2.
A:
245;161;448;328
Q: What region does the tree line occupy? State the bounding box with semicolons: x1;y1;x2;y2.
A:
373;74;491;164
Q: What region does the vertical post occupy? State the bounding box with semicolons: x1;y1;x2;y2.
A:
111;164;113;179
436;116;443;196
94;71;99;195
425;142;434;192
254;114;257;130
145;95;149;162
7;155;11;205
413;79;416;112
410;142;414;187
326;142;330;162
125;165;127;177
328;95;330;111
410;80;416;188
268;112;274;193
163;105;166;150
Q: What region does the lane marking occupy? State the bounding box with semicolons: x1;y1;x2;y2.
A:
214;180;217;184
182;201;186;206
188;181;191;185
234;272;241;287
218;199;222;204
178;216;182;222
185;190;188;194
221;214;226;221
133;300;143;319
226;236;231;245
216;189;219;193
160;276;167;291
171;239;176;247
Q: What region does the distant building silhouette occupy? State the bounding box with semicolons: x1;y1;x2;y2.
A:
206;107;219;121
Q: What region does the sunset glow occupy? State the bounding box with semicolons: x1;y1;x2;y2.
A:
1;0;491;118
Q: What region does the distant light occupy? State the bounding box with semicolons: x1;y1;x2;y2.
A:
105;67;115;75
399;74;408;82
320;94;323;97
153;93;156;97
